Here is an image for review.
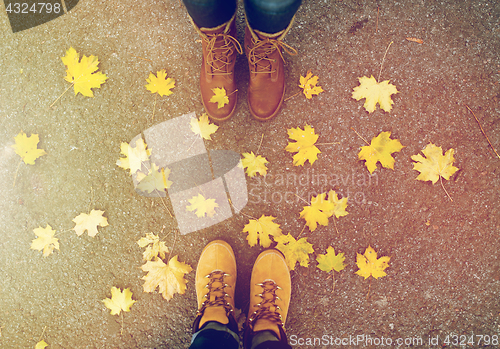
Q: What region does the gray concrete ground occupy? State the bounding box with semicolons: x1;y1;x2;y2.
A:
1;0;499;348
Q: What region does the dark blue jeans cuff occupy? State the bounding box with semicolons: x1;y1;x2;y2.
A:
182;0;301;33
244;0;302;33
182;0;237;28
190;322;239;349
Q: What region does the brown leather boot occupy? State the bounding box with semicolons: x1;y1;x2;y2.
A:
190;15;242;122
192;240;238;332
243;249;292;347
244;22;297;121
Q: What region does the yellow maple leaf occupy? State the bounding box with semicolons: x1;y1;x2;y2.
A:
242;215;282;248
136;164;172;194
326;190;349;219
35;340;48;349
300;192;335;232
316;246;346;273
31;225;59;257
141;255;193;300
352;75;398;113
145;69;175;97
358;131;404;174
12;131;46;165
61;47;108;97
285;124;321;166
275;234;314;271
72;209;109;237
190;113;219;140
299;71;324;99
241;151;269;177
137;232;169;261
355;245;390;279
116;138;151;175
186;194;218;218
411;143;458;184
102;286;136;315
209;87;229;109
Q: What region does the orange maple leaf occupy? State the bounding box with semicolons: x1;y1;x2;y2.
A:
242;215;282;248
141;255;193;300
12;131;46;165
275;234;314;270
210;87;229;109
355;245;390;279
61;47;108;97
299;71;324;99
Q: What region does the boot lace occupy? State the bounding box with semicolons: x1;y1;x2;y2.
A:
204;33;242;76
247;37;297;74
197;270;234;316
248;280;284;327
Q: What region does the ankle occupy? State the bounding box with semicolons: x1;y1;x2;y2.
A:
250;330;279;349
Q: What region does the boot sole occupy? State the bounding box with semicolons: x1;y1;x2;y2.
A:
249;86;286;122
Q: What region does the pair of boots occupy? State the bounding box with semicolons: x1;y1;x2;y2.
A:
192;240;292;349
191;15;297;121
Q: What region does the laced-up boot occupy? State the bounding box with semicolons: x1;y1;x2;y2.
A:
243;249;292;348
193;240;238;333
244;21;297;121
190;15;242;121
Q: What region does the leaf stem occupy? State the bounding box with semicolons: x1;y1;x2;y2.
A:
158;196;173;217
465;104;500;160
236;208;258;221
377;41;393;82
440;176;453;202
166;230;178;262
366;278;372;300
185;138;199;154
332;217;340;235
257;133;264;154
38;326;47;341
12;159;22;188
128;53;153;62
350;127;370;145
332;272;336;293
293;193;309;205
57;228;75;234
227;89;238;97
284;91;301;102
49;83;74;108
226;196;258;220
296;223;307;239
88;186;94;213
316;142;340;146
120;312;124;335
152;93;158;123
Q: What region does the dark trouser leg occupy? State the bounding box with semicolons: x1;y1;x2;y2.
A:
190;321;239;349
182;0;237;28
249;330;293;349
244;0;302;34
